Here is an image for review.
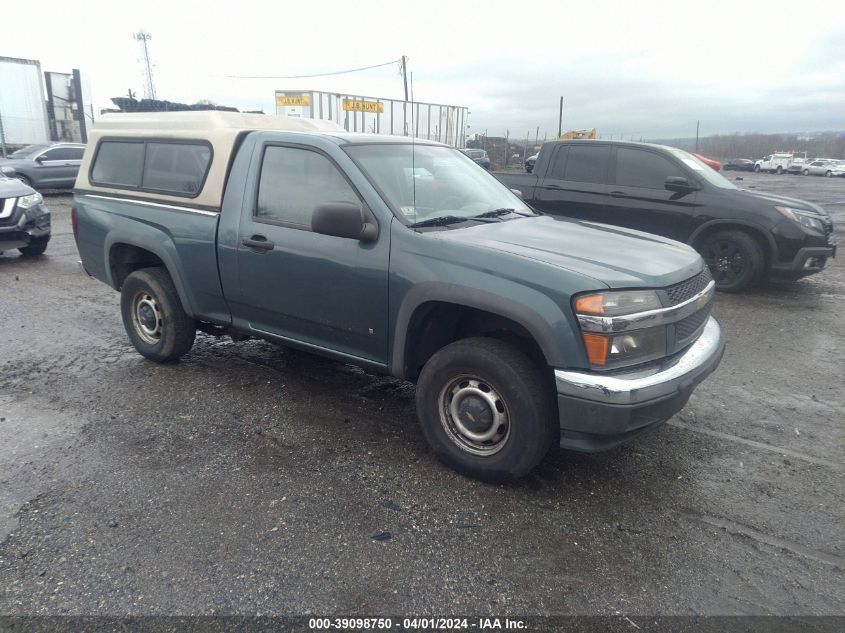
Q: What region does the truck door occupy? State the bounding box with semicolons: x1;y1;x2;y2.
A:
602;145;699;242
227;142;390;365
531;143;611;221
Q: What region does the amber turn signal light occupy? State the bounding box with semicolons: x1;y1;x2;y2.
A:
574;294;605;315
581;333;609;367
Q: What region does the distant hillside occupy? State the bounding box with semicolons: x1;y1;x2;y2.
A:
650;131;845;161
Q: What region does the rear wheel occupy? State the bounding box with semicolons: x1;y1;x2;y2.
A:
825;170;832;177
700;230;764;292
416;337;556;481
120;267;196;362
776;165;783;174
18;237;49;257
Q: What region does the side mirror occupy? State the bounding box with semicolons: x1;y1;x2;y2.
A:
664;176;697;193
312;202;378;242
35;155;45;164
510;188;523;199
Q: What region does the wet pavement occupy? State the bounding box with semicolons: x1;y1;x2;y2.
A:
0;172;843;616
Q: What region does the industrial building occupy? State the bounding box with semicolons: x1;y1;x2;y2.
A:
0;56;90;155
274;90;468;148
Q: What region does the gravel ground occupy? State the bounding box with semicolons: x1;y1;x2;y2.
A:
0;171;843;617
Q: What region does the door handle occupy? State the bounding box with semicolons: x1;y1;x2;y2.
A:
241;235;275;252
545;184;563;190
609;191;628;198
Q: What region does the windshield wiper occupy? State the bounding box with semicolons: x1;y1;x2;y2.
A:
472;207;533;219
407;215;473;228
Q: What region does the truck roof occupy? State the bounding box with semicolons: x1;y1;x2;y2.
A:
77;112;446;208
91;111;345;135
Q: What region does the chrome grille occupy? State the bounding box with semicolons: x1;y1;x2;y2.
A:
675;305;710;342
665;268;713;306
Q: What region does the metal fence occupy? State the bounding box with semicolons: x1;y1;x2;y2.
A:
275;90;468;148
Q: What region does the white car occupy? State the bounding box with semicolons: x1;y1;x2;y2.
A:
828;160;845;177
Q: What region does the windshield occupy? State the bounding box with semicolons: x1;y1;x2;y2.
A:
346;144;531;225
668;148;738;190
8;144;51;159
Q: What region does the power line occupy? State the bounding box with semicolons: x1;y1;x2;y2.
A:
225;58;402;80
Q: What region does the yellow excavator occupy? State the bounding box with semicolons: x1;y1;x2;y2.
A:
560;128;596;140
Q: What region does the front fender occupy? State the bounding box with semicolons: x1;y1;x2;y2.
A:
390;280;580;379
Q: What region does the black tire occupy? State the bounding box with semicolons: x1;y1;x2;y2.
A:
825;170;832;177
776;166;783;174
754;164;761;172
120;267;196;362
803;169;809;176
700;230;765;292
415;337;557;481
18;237;49;257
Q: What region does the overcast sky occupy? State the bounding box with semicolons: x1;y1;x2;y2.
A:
5;0;845;139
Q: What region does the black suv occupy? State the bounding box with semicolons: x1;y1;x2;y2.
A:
495;140;837;291
461;148;491;170
0;176;51;257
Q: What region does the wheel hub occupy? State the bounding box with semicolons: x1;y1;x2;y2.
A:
456;395;494;434
133;293;162;344
438;376;510;456
137;303;157;330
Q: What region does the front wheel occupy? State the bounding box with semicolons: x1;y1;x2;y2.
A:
415;337;557;481
825;170;832;177
803;169;810;176
700;230;764;292
120;267;196;362
18;237;49;257
754;165;761;172
776;166;783;174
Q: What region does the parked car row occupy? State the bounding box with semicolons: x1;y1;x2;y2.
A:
745;153;845;176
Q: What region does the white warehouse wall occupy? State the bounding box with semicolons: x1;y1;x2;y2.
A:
0;57;50;145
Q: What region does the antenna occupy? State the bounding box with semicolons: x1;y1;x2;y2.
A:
133;31;156;100
410;69;416;227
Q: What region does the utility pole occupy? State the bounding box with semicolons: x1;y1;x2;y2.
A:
72;68;87;143
401;55;409;136
133;31;156;100
557;96;563;138
695;120;700;152
0;107;7;158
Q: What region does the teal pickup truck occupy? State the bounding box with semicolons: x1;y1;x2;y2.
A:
73;112;725;480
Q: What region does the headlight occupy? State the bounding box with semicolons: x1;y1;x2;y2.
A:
574;290;666;369
574;290;661;316
581;326;667;369
776;206;825;232
17;192;43;210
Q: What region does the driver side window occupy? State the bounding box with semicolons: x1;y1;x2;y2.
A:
256;146;360;227
614;147;684;190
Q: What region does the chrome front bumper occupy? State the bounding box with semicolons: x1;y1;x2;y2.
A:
555;317;725;406
554;317;725;452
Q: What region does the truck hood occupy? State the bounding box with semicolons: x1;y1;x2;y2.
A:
734;188;829;216
434;215;704;289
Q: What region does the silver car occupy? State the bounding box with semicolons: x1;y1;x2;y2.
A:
802;159;837;177
0;142;86;189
